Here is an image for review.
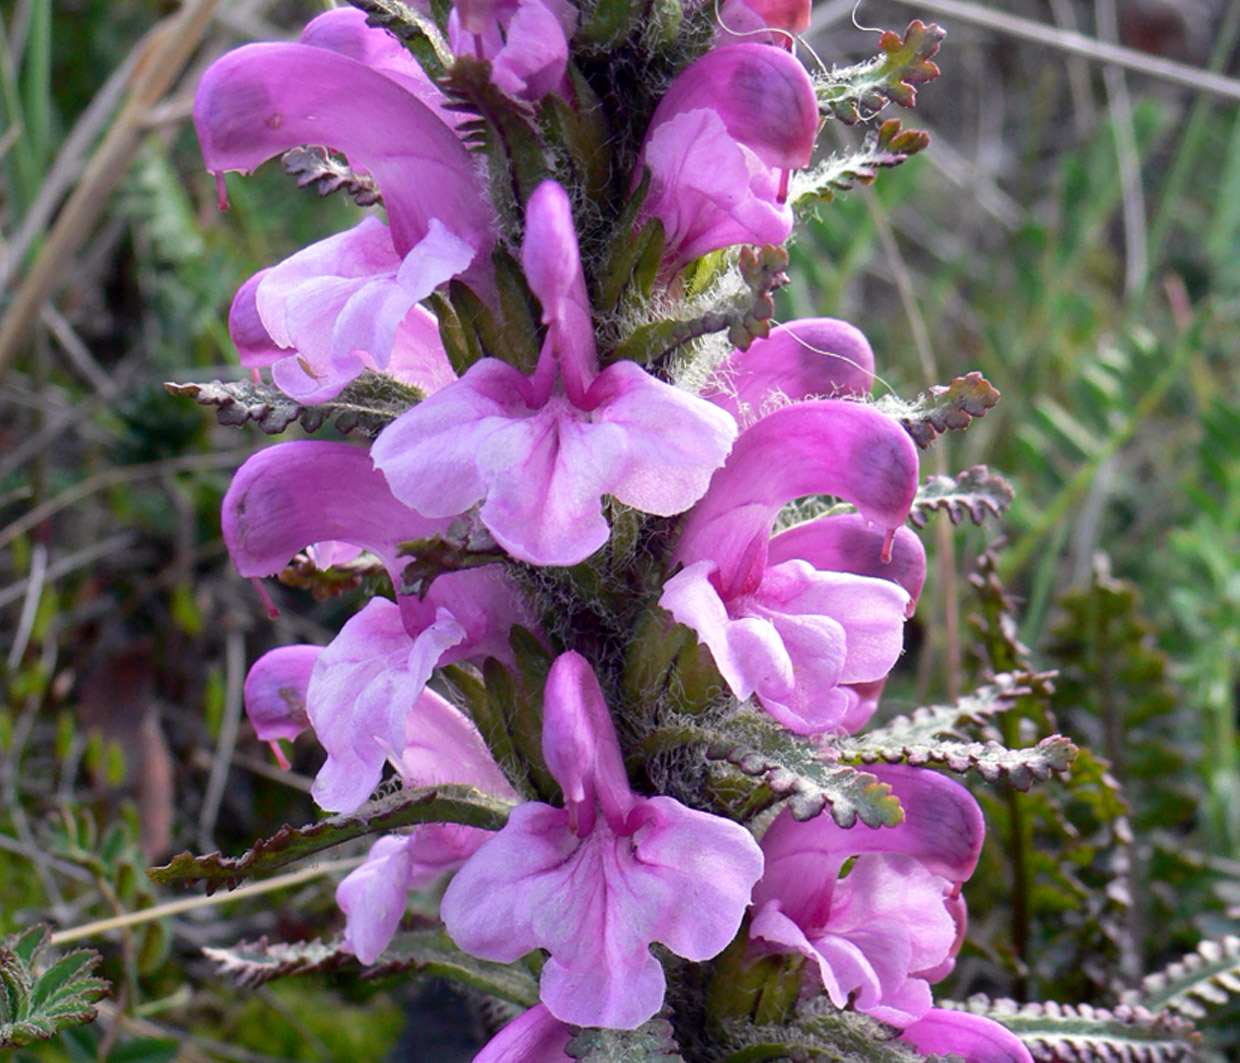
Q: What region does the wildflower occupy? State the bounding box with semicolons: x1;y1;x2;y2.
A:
372;181;737;566
898;1009;1034;1063
749;765;984;1024
441;651;764;1028
660;401;919;732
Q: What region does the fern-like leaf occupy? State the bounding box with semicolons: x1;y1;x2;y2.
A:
909;466;1016;529
697;715;904;827
148;784;514;892
816;20;945;123
0;926;108;1048
164;371;423;437
348;0;452;78
874;371;1001;448
282;146;382;206
1129;935;1240;1018
943;997;1198;1063
835;675;1076;790
791;119;930;210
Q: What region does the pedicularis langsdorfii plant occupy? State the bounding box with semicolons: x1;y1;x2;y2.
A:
22;1;1216;1060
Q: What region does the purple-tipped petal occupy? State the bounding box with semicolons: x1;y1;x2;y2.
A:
221;439;449;586
194;42;491;258
769;515;927;614
474;1005;573;1063
650;44;818;170
673;401;920;597
243;644;320;742
702;318;876;424
898;1010;1034;1063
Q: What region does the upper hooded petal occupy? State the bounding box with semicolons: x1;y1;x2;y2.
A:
474;1005;573;1063
672;401;920;598
702;318;876;425
194;42;491;258
647;43;818;170
242;644;320;742
221;439;449;586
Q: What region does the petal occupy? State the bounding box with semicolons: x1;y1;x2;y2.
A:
898;1010;1033;1063
401;686;516;797
221;439;448;586
542;652;632;831
641;108;792;269
242;644;320;742
523;181;595;403
647;43;818;170
673;401;920;597
474;1005;573;1063
387;305;458;394
308;598;465;812
588;360;739;516
337;835;416;962
229;269;281;368
769;515;927;614
194;42;491;257
490;0;571;101
702;318;876;425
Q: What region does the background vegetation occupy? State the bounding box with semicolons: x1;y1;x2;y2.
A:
2;0;1240;1058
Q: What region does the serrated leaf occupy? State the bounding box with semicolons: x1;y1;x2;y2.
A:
874;371;1001;449
817;20;945;123
348;0;452;78
909;466;1015;529
164;371;423;437
567;1017;684;1063
697;715;904;827
943;997;1198;1063
148;784;515;892
282;146;382;206
792;119;930;211
203;937;352;987
205;929;540;1005
610;245;788;365
0;926;107;1049
1129;935;1240;1018
837;675;1076;789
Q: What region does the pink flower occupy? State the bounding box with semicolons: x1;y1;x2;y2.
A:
195;9;493;399
221;440;531;810
660;401;920;732
336;687;519;962
448;0;578;101
750;765;985;1025
372;181;738;566
440;651;764;1028
637;43;819;271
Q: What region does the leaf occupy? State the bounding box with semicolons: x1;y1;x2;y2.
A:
835;675;1077;790
874;371;1001;449
567;1016;685;1063
1130;936;1240;1018
148;784;515;892
699;715;905;827
281;146;382;206
205;929;541;1006
164;372;423;437
908;466;1016;529
791;119;930;210
347;0;452;78
609;245;788;365
941;997;1199;1063
716;997;918;1063
816;20;945;123
0;926;108;1048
